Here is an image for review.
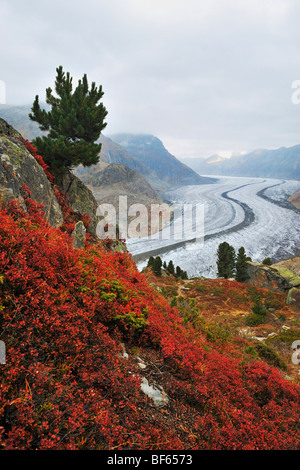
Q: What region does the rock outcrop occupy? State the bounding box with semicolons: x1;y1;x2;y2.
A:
246;260;300;307
0;118;100;235
246;261;300;292
0;119;63;228
72;220;86;249
55;171;99;235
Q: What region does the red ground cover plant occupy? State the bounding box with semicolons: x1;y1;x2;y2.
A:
0;147;299;449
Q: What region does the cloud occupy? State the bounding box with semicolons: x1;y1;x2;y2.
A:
0;0;299;158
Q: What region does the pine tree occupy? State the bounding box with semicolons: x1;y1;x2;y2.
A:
235;246;250;282
167;260;175;275
147;256;155;268
29;66;108;175
152;257;162;276
181;270;188;280
176;266;182;278
217;242;236;279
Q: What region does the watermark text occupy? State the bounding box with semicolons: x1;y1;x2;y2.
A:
291;80;300;104
96;196;204;246
0;80;6;104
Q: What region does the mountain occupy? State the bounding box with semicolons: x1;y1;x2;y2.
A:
289;188;300;209
110;133;215;189
1;122;300;451
76;162;160;204
0;106;170;217
75;162;171;236
76;134;166;192
182;145;300;180
0;104;45;141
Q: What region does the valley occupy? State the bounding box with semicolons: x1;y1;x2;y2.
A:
127;176;300;278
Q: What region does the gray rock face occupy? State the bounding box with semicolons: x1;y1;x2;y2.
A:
0;118;23;139
0;134;63;228
55;170;99;235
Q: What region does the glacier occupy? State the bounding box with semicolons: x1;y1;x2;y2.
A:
125;176;300;279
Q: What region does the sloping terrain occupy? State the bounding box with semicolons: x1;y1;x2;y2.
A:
0;188;300;450
110;133;215;189
0;119;299;452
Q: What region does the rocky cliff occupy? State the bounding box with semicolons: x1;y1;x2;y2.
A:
0;118;63;228
55;171;99;235
0;118;99;235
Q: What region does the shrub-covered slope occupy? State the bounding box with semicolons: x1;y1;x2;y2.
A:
0;145;300;450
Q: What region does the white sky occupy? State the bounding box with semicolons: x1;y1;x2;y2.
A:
0;0;299;158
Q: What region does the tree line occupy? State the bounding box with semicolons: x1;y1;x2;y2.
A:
147;256;188;280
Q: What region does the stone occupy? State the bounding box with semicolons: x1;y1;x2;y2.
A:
0;118;23;139
140;377;169;407
286;287;300;307
72;220;86;249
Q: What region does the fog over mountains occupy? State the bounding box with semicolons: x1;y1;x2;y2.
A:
0;104;213;191
181;145;300;181
108;133;214;190
0;104;299;184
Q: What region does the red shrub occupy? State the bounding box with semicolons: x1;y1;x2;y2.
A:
0;196;299;450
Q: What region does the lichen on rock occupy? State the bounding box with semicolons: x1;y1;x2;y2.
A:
0;129;63;228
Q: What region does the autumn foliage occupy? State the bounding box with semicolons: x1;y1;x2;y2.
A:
0;145;299;449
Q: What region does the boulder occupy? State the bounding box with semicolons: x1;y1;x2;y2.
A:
286;288;300;307
246;261;300;292
55;171;100;235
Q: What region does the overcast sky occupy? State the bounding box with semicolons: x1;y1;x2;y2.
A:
0;0;299;159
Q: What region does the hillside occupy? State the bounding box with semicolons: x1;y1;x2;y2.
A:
0;124;300;451
0;198;300;450
77;162;160;205
0;105;45;141
110;134;216;189
75;162;172;236
182;145;300;180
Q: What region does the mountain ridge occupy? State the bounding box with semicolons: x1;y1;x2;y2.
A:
0;104;214;192
181;144;300;180
110;133;215;189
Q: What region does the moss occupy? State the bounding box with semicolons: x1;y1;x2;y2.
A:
265;328;300;348
245;312;266;327
254;343;287;371
273;267;300;287
2;137;32;167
